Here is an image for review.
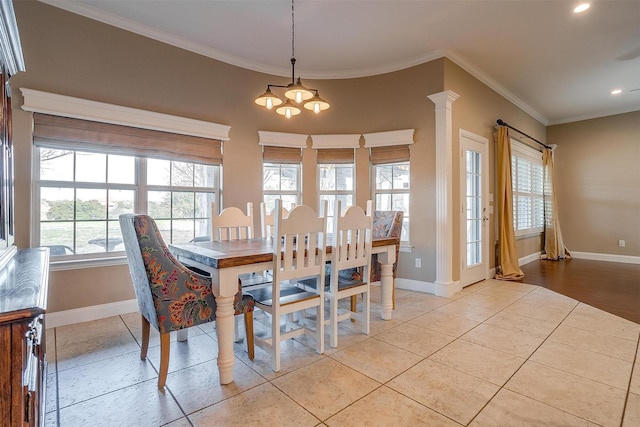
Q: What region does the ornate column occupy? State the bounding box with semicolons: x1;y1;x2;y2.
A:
427;91;460;297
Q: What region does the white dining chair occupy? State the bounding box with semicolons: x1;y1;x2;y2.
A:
260;201;293;238
211;202;254;241
298;200;373;348
247;199;327;372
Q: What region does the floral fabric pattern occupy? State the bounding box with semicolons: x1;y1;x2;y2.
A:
120;214;254;335
370;211;403;282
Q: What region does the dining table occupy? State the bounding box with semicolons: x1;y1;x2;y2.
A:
169;235;398;385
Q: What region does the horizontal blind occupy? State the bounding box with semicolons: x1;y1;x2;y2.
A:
262;145;302;164
316;148;354;164
370;145;410;165
33;113;222;164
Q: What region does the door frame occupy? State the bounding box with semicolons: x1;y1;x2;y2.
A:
459;129;490;287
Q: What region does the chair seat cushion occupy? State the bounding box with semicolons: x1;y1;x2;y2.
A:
247;283;319;307
298;272;366;292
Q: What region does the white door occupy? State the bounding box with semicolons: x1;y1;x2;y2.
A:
460;130;489;287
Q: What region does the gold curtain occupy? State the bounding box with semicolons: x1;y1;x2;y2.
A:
496;126;524;280
542;148;571;260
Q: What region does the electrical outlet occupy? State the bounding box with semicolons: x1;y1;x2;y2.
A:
415;258;421;268
619;240;626;247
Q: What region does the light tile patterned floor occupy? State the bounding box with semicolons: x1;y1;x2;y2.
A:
44;280;640;426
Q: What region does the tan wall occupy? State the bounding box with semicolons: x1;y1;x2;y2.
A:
548;111;640;256
11;2;446;311
442;59;547;275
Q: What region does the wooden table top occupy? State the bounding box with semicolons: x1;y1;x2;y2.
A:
169;236;398;270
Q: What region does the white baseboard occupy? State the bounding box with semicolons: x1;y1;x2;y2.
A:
517;250;640;266
570;251;640;264
519;252;543;266
395;278;435;294
46;299;139;329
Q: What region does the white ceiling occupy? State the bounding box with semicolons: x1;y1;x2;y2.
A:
42;0;640;125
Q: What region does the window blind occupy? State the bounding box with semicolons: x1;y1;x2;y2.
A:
369;145;411;165
262;146;302;164
316;148;354;164
32;113;223;164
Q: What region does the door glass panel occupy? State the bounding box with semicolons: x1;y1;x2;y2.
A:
466;150;482;267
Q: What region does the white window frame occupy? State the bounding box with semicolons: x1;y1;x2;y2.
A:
371;161;411;245
34;148;220;268
511;140;544;237
22;88;230;270
318;163;355;233
262;162;301;210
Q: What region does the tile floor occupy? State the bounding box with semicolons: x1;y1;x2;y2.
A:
44;279;640;426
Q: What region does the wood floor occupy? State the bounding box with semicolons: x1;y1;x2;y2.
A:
520;258;640;324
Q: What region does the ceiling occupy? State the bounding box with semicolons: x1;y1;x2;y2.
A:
41;0;640;125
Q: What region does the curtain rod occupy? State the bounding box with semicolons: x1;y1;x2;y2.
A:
496;119;551;149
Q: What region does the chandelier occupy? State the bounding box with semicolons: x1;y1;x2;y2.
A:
254;0;330;118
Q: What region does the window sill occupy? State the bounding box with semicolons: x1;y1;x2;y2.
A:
48;255;128;271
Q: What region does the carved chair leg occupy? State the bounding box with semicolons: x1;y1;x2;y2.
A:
392;279;396;310
158;333;171;389
244;312;255;360
140;315;150;360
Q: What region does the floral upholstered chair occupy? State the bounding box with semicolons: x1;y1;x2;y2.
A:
119;213;255;389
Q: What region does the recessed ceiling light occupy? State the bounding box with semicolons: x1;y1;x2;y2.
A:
574;3;590;13
610;89;623;95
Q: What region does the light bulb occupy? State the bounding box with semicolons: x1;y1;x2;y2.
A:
295;91;303;103
313;102;320;114
285;107;292;119
266;98;273;110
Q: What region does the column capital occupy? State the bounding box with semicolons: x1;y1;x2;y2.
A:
427;90;460;109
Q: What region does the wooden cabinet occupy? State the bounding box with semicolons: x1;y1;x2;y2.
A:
0;248;50;427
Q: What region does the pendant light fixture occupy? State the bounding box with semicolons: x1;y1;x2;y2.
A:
254;0;330;118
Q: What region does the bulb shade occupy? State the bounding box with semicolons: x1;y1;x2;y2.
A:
255;88;283;109
303;94;330;113
284;78;314;103
275;99;301;118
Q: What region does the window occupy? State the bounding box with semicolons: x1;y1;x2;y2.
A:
511;141;544;236
36;147;219;258
319;163;354;233
373;162;410;242
262;162;300;213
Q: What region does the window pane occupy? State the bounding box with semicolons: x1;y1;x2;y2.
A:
108;155;135;184
172;192;195;218
393;165;410;189
148;191;171;218
40;149;73;181
41;187;75;221
263;166;281;191
195;192;214;218
171;161;194;186
108;189;135;220
147;158;171;185
194;163;216;187
154;219;172;242
76;189;107;220
78;221;108;254
40;222;74;251
280;166;298;191
319;165;335;191
375;165;393;190
172;219;195;244
108;220;125;252
76;152;106;183
336;165;353;191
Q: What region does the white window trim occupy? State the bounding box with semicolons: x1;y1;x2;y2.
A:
311;134;360;149
258;130;308;148
24;89;226;269
363;129;414;147
371;162;411;247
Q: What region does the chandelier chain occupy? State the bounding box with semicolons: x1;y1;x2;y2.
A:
291;0;296;59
